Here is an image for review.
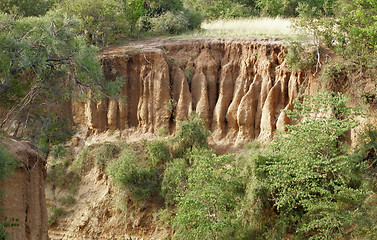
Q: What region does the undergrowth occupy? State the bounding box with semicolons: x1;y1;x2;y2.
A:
46;108;377;239
0;144;17;238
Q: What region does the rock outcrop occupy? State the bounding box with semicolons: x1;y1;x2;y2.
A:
0;138;48;240
73;38;313;144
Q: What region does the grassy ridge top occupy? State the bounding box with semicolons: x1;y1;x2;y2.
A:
177;18;308;41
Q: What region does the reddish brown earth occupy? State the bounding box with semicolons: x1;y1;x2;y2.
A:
0;138;48;240
73;38;318;145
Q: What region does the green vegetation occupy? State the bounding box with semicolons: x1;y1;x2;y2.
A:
172;113;210;157
47;146;80;195
173;149;242;240
45;101;376;239
0;146;15;183
2;0;377;238
236;92;375;239
0;9;123;153
48;207;67;226
0;145;17;238
108;148;159;202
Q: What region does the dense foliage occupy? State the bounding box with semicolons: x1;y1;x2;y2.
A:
0;10;122;149
237;92;374;239
296;0;377;64
173;149;242;240
0;0;54;16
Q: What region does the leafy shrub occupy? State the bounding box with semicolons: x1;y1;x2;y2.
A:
47;158;80;194
48;207;67;226
184;10;203;30
256;0;336;17
150;11;189;35
246;92;367;239
352;125;377;192
95;143;120;170
107;149;159;202
161;158;187;206
172;113;210;158
0;145;15;182
185;0;253;19
57;0;129;46
60;195;76;206
285;41;316;72
146;140;171;167
173;148;243;239
71;147;91;174
51;144;67;159
236;143;274;239
298;0;377;64
0;144;17;238
0;0;54;17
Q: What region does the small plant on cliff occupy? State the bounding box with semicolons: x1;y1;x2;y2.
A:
48;207;67;226
161;158;188;206
0;145;15;184
172;113;210;158
95;142;121;170
146;140;171;167
107;148;159;202
285;41;316;73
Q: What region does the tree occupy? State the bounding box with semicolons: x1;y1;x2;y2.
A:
297;0;377;64
255;0;336;17
56;0;128;46
173;149;242;240
122;0;146;36
0;10;122;145
0;0;54;17
252;92;366;239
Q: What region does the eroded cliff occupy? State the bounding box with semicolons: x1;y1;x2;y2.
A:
73;38;314;144
0;138;48;240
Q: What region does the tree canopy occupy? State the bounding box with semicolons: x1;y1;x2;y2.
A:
0;10;122;146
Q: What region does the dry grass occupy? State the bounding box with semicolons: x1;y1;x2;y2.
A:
179;17;308;41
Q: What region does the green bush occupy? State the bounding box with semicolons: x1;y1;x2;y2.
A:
56;0;129;46
173;148;243;239
245;92;367;239
172;113;210;158
51;144;67;159
47;158;80;194
150;11;189;35
0;145;16;238
298;0;377;64
60;195;76;206
0;0;54;17
256;0;336;17
71;147;91;174
146;140;171;167
0;145;15;182
107;149;159;202
184;0;253;19
185;10;203;30
48;207;67;226
161;158;187;206
236;143;274;239
285;41;316;73
95;143;120;170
